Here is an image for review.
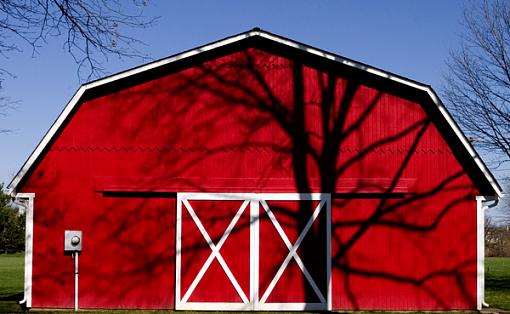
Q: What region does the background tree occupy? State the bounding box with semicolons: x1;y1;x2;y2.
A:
0;184;24;253
497;183;510;226
443;0;510;171
0;0;156;124
485;216;510;257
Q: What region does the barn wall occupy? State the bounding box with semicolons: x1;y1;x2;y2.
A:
20;47;478;309
25;155;175;309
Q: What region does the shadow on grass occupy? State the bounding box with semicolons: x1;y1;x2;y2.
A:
486;278;510;290
0;292;25;313
486;279;510;310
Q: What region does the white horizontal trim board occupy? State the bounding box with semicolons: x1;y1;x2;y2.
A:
175;302;326;311
7;29;501;199
175;192;331;311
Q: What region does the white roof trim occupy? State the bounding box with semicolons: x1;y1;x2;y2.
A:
7;29;502;197
8;87;85;195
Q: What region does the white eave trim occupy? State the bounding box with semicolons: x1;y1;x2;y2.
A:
7;87;85;195
6;29;502;198
428;93;502;198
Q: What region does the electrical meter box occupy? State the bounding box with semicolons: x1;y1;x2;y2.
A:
64;230;82;252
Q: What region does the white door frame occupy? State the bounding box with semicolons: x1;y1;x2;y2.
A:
175;193;331;311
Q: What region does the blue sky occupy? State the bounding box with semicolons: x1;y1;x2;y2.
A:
3;0;500;191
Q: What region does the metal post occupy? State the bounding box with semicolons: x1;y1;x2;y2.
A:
74;252;79;311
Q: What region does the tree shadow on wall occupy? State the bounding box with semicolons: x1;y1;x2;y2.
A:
140;48;478;309
76;45;480;310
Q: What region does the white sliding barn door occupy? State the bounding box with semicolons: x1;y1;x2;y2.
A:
175;193;331;311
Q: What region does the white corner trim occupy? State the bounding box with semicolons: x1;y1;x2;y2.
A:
15;193;35;308
6;29;501;198
476;196;487;311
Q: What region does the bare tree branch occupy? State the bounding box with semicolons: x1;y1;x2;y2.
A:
444;0;510;171
0;0;156;81
0;0;156;132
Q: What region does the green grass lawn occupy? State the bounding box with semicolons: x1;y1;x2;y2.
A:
0;252;23;297
0;252;24;313
0;254;508;313
485;257;510;310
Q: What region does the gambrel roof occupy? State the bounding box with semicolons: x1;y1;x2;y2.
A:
7;28;502;197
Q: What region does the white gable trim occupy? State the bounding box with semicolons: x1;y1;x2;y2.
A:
7;87;85;195
6;29;502;197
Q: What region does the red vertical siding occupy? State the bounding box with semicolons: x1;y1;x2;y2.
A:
21;47;478;309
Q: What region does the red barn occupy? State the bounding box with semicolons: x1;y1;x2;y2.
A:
8;29;501;311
